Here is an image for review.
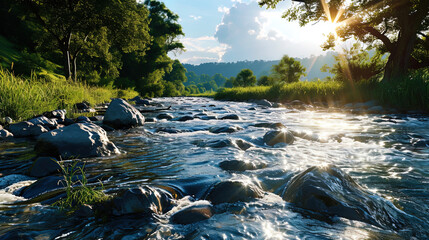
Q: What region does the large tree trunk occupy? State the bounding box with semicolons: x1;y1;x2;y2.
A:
72;56;77;82
62;49;72;80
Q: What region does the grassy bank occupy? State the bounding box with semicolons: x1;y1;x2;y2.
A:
0;69;138;121
215;71;429;111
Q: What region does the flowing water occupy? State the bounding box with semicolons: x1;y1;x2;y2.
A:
0;97;428;239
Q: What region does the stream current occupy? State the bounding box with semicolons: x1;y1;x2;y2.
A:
0;97;428;239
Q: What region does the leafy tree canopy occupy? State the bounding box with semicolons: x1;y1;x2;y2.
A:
271;55;306;83
259;0;429;81
234;69;257;87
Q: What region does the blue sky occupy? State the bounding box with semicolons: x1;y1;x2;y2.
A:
163;0;336;65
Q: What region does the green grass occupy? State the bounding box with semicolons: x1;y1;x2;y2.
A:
0;69;138;121
215;71;429;112
186;92;216;97
53;161;110;212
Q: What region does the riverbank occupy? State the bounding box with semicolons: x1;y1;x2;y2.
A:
215;71;429;113
0;69;138;122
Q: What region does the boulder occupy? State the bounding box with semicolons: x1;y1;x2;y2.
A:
103;98;145;129
28;116;58;129
156;113;174;120
7;121;48;138
219;160;267;172
44;109;66;120
20;175;67;199
0;129;13;139
171;202;214;224
0;174;34;189
205;180;264;205
111;186;173;216
76;116;91;123
253;99;272;107
209;126;243;134
62;118;75;126
220;114;240;120
282;165;411;230
35;123;119;159
263;130;295;146
129;96;150;105
173;116;194;122
29;157;61;178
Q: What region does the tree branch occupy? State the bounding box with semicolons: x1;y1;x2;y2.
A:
362;26;395;52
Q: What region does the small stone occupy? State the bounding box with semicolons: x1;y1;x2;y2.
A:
171;203;214;225
220;114;240;120
5;117;13;124
209;126;242;134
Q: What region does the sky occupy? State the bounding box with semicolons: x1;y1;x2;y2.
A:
163;0;337;65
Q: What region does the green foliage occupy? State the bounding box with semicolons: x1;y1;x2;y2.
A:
0;69;137;120
271;55;306;83
224;77;235;88
324;44;385;82
163;59;187;96
53;161;109;212
257;75;275;86
233;69;256;87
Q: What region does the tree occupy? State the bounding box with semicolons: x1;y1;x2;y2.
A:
259;0;429;81
271;55;306;83
233;69;257;87
212;73;228;87
21;0;150;81
257;75;275;86
224;77;235;88
163;59;187;95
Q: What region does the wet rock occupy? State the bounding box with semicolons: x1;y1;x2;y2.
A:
0;129;13;139
173;116;194;122
44;109;66;120
253;122;286;129
35;123;119;159
129;96;150;105
282;165;410;230
199;115;217;120
5;117;13;124
234;139;253;150
209;104;216;107
205;180;264;204
111;186;173;216
20;175;67;199
7;121;48;138
171;203;214;224
219;160;267;172
156;113;174;120
61;118;75;126
29;157;61;178
103;98;145;129
220;114;240;120
145;117;157;123
253;99;272;107
411;139;429;148
28;116;58;129
263;130;295;146
76;116;91;123
0;174;34;189
74;204;94;218
209;126;243;134
75;101;90;110
156;128;185;134
89;116;103;122
248;107;257;111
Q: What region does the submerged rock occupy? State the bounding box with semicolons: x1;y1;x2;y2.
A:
209;126;243;134
173;116;194;122
28;157;61;178
157;113;174;120
35;123;119;159
171;202;214;224
205;180;264;205
103;98;145;129
263;130;295;146
282;165;411;230
219;160;267;172
195;139;253;150
220;114;240;120
7;121;48;138
110;186;173;216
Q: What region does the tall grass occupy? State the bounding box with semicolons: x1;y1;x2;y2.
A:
0;69;138;121
53;161;109;212
215;72;429;112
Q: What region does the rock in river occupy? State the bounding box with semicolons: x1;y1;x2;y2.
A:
220;114;240;120
171;202;214;225
110;186;174;216
157;113;174;120
7;121;48;138
205;180;264;205
35;123;119;159
282;165;411;230
209;126;243;134
103;98;145;129
0;129;13;139
219;160;267;172
263;130;295;146
28;157;61;178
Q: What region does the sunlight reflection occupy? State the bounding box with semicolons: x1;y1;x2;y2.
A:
262;220;284;240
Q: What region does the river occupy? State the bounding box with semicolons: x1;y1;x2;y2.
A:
0;97;428;239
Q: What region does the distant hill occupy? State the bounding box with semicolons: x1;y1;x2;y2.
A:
184;52;336;80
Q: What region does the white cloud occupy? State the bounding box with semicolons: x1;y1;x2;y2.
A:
173;36;229;64
218;6;230;14
189;15;202;20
